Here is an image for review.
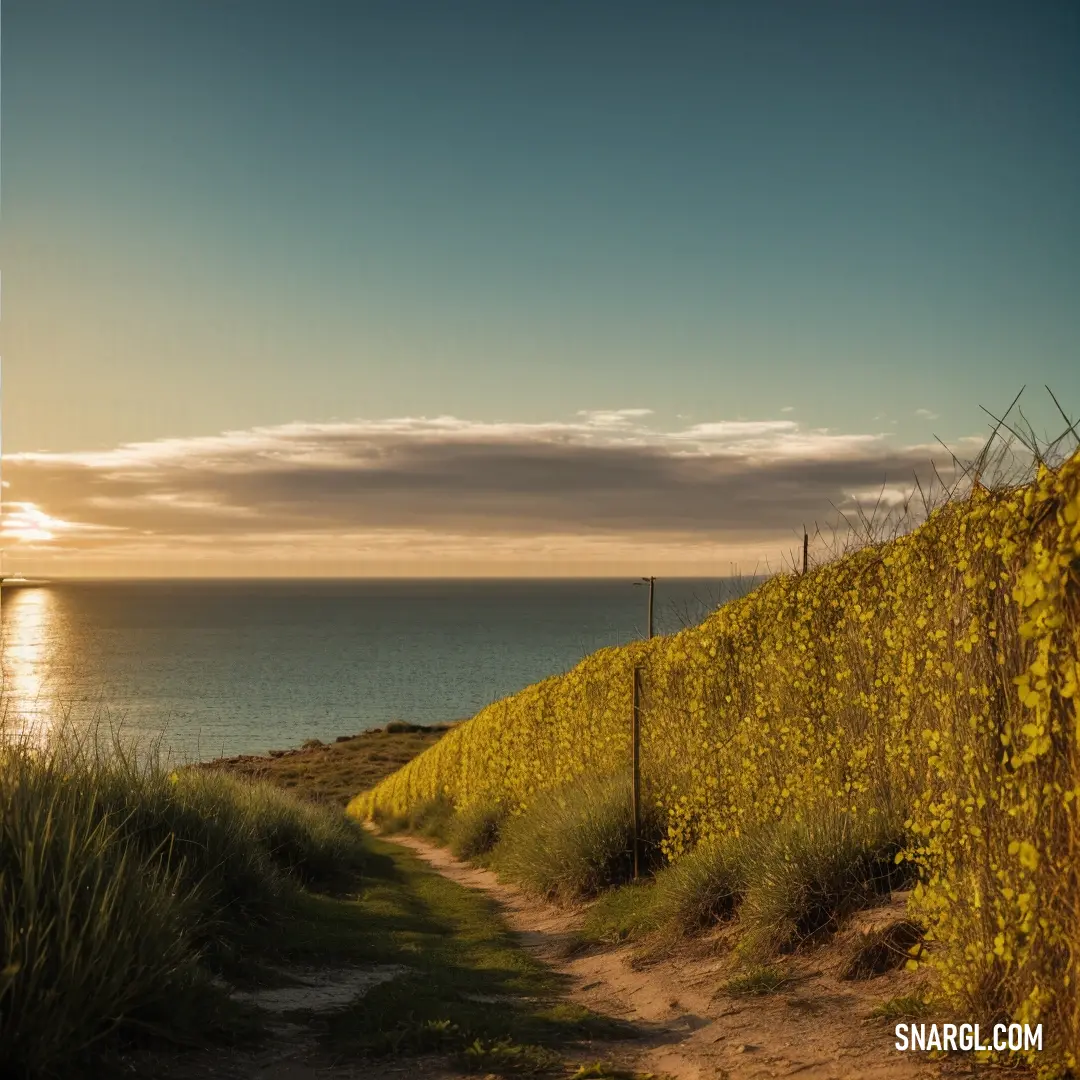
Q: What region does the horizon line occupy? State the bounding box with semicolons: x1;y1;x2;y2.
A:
2;572;771;584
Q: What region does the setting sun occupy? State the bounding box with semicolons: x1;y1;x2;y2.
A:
0;501;70;542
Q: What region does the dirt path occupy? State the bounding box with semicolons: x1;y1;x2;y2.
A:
127;972;462;1080
392;834;947;1080
138;833;960;1080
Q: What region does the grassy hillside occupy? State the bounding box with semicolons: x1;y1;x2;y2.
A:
198;720;458;805
0;725;638;1079
352;450;1080;1073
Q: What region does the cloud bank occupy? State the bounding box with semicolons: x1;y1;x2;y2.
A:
2;412;977;575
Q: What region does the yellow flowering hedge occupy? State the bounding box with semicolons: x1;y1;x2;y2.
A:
350;451;1080;1069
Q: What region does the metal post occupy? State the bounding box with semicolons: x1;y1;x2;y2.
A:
802;529;808;575
634;576;656;640
632;665;643;880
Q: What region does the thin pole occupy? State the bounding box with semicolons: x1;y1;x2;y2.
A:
802;529;808;575
632;665;643;880
634;576;656;640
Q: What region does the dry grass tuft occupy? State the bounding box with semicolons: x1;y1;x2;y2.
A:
840;921;924;981
492;772;665;903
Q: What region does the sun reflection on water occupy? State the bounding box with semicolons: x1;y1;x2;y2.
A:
1;587;60;745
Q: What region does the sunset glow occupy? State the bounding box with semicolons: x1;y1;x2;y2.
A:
4;2;1077;576
0;415;984;577
1;502;66;543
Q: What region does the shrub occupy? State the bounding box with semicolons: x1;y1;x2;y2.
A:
407;794;456;843
648;833;750;937
492;772;664;902
447;802;507;861
736;807;910;960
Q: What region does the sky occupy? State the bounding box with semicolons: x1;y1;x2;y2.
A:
2;1;1078;576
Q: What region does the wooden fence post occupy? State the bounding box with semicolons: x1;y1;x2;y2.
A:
632;665;643;880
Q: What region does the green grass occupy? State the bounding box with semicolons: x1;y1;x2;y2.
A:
573;808;906;958
372;778;913;983
491;772;665;903
0;752;206;1077
448;801;508;862
460;1037;563;1073
647;832;749;937
735;806;911;960
304;835;635;1067
869;994;932;1021
408;793;458;842
579;882;662;945
370;792;457;840
722;965;791;997
1;721;634;1078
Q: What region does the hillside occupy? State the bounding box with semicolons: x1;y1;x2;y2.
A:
352;451;1080;1074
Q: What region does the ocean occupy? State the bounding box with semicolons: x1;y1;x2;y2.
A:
0;578;755;761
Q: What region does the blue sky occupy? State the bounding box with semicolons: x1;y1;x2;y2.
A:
2;1;1078;574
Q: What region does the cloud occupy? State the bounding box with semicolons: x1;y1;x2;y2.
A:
915;408;940;420
780;406;795;413
0;501;122;543
575;408;654;427
3;413;974;573
841;486;913;510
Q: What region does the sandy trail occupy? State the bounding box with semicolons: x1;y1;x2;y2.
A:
140;833;954;1080
392;834;946;1080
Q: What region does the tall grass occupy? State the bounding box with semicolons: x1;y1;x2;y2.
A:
647;830;750;935
0;727;370;1077
491;772;664;903
447;801;507;862
384;773;910;976
492;796;910;957
0;747;201;1077
734;807;910;960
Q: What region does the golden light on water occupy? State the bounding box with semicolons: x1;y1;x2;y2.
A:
1;587;58;743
